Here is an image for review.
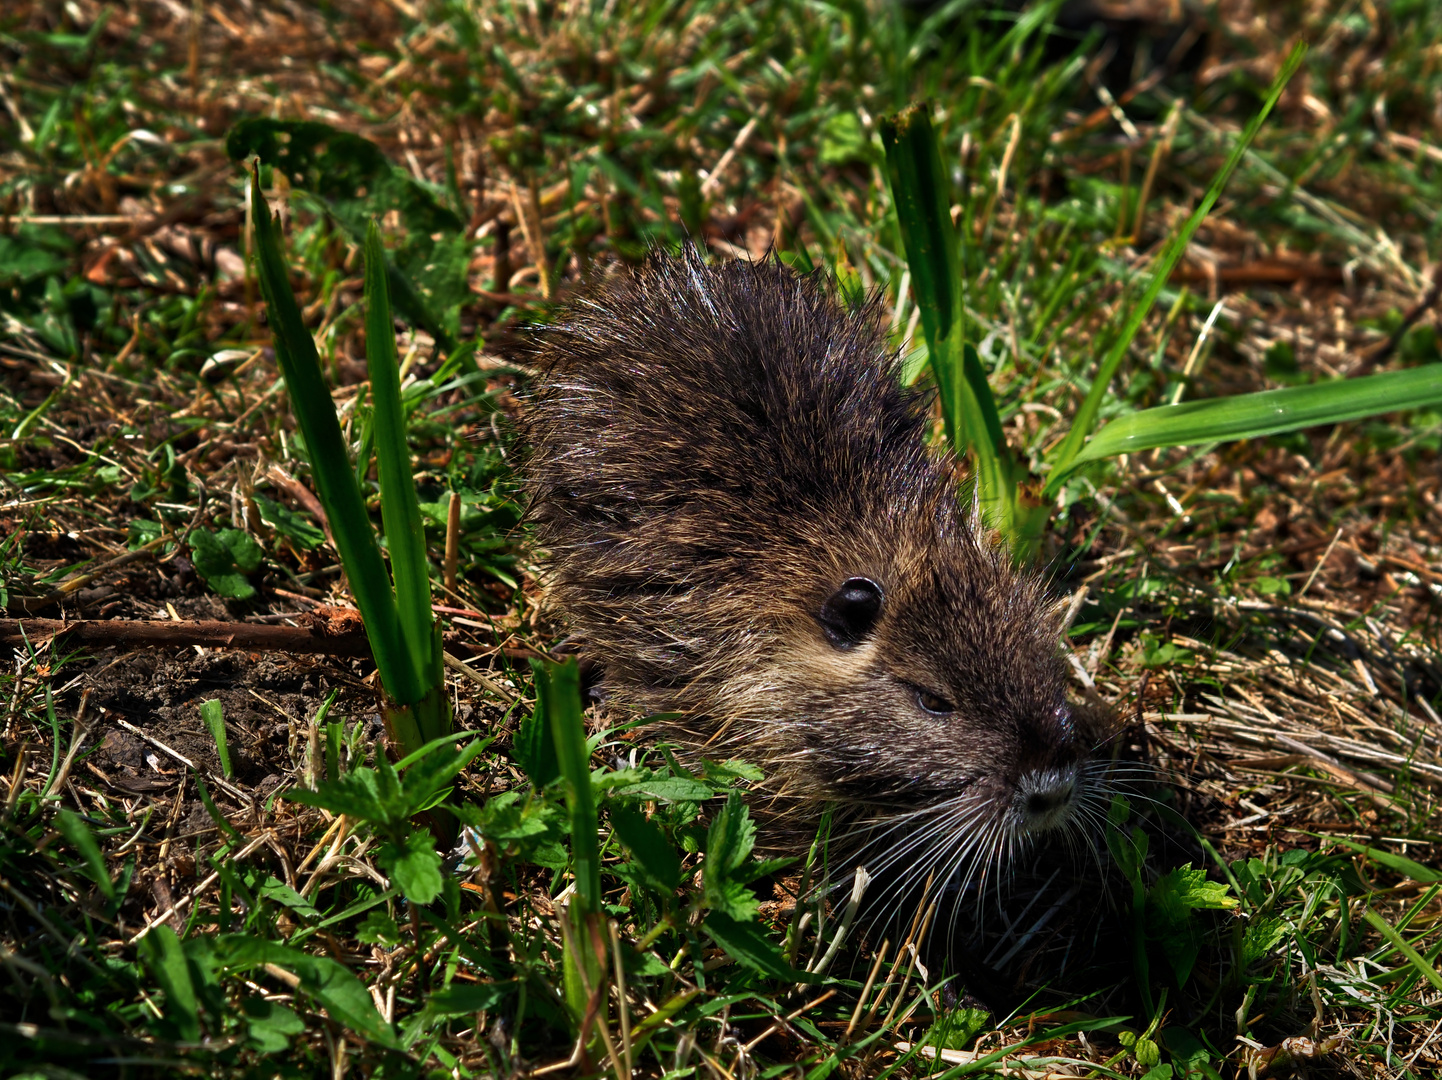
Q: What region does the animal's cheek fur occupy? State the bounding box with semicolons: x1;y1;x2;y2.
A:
741;659;1014;802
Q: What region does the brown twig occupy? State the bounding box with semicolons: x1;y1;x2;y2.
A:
444;491;461;595
0;617;372;657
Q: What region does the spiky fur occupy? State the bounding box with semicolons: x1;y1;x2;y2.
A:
524;250;1098;886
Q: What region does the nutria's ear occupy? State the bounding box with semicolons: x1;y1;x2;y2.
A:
819;577;884;649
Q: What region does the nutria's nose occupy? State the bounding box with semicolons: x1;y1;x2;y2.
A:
1017;768;1078;833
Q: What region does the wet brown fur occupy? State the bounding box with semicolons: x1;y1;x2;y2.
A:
523;250;1096;857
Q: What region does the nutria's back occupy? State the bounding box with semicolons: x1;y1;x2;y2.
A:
525;250;1102;893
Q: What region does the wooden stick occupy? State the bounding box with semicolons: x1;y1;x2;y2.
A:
444;491;461;595
0;617;372;657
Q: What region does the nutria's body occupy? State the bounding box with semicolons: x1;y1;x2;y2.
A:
524;251;1102;893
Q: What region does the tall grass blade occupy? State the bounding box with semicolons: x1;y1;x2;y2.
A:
248;164;421;706
1045;41;1308;491
880;104;964;447
534;657;599;913
363;220;444;741
532;657;603;1040
1053;364;1442;483
881;105;1019;540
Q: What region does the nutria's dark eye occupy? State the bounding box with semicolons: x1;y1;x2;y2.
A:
818;577;883;649
916;689;956;715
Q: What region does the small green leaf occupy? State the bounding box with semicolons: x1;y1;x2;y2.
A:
465;789;558;841
287;767;387;823
128;518;164;548
818;112;870;167
139;926;201;1042
701;759;765;785
1263;340;1303;384
199;699;232;779
217;934;397;1047
1147;865;1234;986
514;703;561;788
257;876;321;922
703;912;817;982
221;528;262;572
1160;1028;1217;1076
357;909;402;946
254;493;325;550
608;776;715;803
460;791;567;869
0;228;72;286
1151;865;1236;914
1242;916;1288;967
188;527;261;599
55;808;114;899
611;804;683;892
1253;575;1290;596
707;791;756;875
422;982;512;1018
704;792;762;919
241;997;305;1053
378;829;444;905
397;736;488;818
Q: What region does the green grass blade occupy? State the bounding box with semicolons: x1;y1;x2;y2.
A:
363;220;439;714
880;103;964;446
55;808;115;900
199;699;232;779
248;164;421;706
1053;365;1442;484
532;657;599;913
532;656;603;1039
1325;837;1442;884
136;926;201;1043
1363;908;1442;994
881;105;1018;538
1046;42;1308;487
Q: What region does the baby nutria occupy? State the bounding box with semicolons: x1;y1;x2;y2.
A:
523;248;1108;906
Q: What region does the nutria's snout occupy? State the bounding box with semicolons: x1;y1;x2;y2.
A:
1015;765;1081;834
1007;702;1087;833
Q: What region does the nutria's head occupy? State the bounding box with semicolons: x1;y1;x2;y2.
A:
730;497;1107;899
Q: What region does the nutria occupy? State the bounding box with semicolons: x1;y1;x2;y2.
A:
523;249;1110;909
